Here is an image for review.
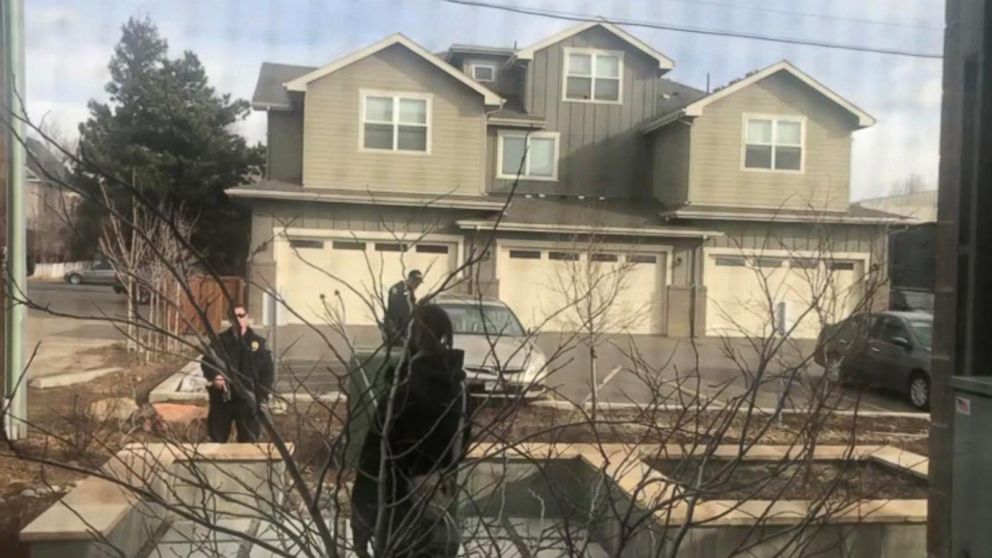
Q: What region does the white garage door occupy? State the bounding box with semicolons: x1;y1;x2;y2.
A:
497;246;666;335
704;254;863;339
276;236;458;326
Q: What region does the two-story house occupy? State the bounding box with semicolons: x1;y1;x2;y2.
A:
231;22;902;339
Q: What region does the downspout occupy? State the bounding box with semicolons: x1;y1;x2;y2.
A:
689;236;706;339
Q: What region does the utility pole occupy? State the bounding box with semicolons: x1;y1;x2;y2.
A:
2;0;26;440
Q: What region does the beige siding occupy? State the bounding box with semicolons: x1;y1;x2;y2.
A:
302;44;487;194
689;72;857;211
702;221;885;254
500;26;660;197
268;109;304;182
651;123;691;204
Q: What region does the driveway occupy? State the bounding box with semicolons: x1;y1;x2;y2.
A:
262;324;917;413
25;280;127;378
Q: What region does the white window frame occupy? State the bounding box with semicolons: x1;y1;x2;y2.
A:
740;113;806;173
496;131;561;182
562;47;624;104
470;63;497;83
358;90;433;155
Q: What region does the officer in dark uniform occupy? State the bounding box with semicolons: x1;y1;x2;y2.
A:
383;269;424;345
200;304;275;442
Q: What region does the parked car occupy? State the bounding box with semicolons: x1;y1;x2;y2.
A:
433;295;549;398
815;311;932;410
890;287;934;314
112;272;151;304
64;261;116;285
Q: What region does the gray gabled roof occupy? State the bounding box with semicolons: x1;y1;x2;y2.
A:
252;62;316;110
656;78;707;116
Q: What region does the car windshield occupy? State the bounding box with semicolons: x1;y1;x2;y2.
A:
441;303;526;337
901;291;934;313
908;318;933;348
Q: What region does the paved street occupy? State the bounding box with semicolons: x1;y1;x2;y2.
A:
18;285;918;412
24;280;127;378
531;333;919;413
264;324;919;413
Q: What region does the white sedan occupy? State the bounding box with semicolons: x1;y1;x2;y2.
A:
434;295;549;398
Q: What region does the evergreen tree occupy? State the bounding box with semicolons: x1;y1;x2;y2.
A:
72;17;263;273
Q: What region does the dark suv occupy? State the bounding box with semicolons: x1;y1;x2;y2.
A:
815;311;932;410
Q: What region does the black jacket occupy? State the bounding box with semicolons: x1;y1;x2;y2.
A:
351;348;469;556
359;348;469;479
201;327;275;403
383;280;415;341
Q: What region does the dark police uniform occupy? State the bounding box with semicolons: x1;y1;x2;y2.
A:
383;280;416;345
200;327;275;442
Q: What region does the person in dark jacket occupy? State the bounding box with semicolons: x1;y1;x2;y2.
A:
200;304;275;443
352;304;469;557
382;269;424;345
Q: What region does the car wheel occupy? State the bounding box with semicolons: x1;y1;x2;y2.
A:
68;274;82;285
908;372;930;411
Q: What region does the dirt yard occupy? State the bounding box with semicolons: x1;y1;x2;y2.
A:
0;344;186;558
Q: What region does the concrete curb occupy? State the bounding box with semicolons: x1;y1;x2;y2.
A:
29;367;122;389
530;399;931;419
149;359;350;405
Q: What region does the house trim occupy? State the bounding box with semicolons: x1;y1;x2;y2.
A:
456;219;723;239
488;117;546;129
642;60;876;133
687;61;874;126
660;208;907;224
228;187;509;210
514;21;675;71
284;33;503;105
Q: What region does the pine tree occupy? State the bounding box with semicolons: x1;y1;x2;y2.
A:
72;17;263;273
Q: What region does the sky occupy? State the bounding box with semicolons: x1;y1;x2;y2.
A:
25;0;944;201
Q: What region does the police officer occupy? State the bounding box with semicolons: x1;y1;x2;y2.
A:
200;304;275;443
383;269;424;345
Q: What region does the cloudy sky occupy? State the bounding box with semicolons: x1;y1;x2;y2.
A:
26;0;943;200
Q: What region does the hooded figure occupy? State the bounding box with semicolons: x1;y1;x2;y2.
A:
351;304;469;557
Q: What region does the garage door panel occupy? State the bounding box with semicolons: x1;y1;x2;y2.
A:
498;247;666;335
278;237;457;327
706;254;864;339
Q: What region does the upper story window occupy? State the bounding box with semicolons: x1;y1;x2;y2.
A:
361;91;431;153
471;63;496;83
563;48;623;103
497;131;560;181
743;115;804;172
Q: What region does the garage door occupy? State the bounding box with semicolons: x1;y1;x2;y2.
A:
704;254;863;338
276;236;458;326
497;246;666;334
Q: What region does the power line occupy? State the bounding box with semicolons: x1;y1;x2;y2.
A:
440;0;944;60
663;0;940;31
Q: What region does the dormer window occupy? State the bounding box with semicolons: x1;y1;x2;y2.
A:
563;48;623;103
471;63;496;83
